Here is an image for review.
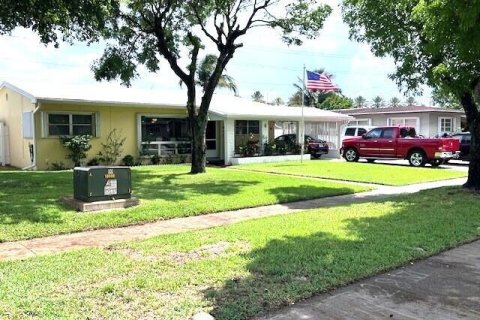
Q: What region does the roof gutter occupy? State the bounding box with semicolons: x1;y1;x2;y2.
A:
22;101;40;171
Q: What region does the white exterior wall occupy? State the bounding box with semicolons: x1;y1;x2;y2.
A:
223;118;235;165
259;120;269;153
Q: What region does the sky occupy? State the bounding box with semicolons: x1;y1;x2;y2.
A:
0;0;432;106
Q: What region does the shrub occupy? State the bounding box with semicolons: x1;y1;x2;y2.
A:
97;129;126;165
87;158;100;166
49;161;67;171
263;141;275;156
59;135;92;167
151;154;160;165
122;155;135;166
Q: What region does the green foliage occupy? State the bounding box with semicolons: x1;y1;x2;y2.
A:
318;93;353;110
251;91;265;103
354;96;367;108
263;141;275;156
97;129;126;165
87;157;100;166
48;161;67;171
151;154;160;165
0;0;119;46
372;96;384;108
59;135;92;167
122;155;135;166
241;161;467;186
390;97;401;107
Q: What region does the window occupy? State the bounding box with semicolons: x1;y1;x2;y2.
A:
47;113;96;136
366;128;382;138
357;128;367;136
345;128;356;136
381;128;395;139
348;118;371;126
141;116;189;142
439;117;453;133
235;120;259;134
388;117;419;129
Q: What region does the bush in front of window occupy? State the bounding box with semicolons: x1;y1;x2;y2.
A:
59;135;92;167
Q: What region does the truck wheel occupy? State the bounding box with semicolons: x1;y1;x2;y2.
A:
408;150;427;167
312;154;321;159
344;148;359;162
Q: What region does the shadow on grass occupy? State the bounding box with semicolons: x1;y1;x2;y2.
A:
132;172;261;201
0;171;72;225
202;188;479;320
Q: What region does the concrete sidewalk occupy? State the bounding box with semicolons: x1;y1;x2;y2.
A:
0;178;465;261
258;239;480;320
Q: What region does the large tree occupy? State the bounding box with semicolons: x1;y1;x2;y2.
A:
342;0;480;189
0;0;118;46
93;0;331;173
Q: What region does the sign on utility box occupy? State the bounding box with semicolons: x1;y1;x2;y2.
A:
73;167;132;202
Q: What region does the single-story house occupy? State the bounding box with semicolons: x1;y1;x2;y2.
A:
0;81;352;169
338;106;466;137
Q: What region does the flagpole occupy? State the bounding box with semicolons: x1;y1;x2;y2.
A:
301;65;305;163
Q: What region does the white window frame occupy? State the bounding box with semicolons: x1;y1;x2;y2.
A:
387;117;420;131
438;117;455;134
348;118;372;126
42;111;99;138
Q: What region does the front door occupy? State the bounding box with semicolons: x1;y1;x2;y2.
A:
206;121;218;158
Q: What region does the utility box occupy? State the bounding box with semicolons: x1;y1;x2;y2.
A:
73;166;132;202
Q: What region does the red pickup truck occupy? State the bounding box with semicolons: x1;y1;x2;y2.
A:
341;127;460;167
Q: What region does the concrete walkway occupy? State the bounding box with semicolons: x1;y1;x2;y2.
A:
0;177;465;261
258;239;480;320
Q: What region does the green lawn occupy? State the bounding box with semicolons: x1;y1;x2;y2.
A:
236;160;467;185
0;165;367;242
0;187;479;319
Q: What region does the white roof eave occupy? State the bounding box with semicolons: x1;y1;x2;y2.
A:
36;97;187;109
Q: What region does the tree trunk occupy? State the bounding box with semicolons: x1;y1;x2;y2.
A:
190;116;207;174
460;92;480;189
464;116;480;189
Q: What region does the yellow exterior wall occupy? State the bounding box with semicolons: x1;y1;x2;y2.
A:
0;87;35;168
35;102;186;170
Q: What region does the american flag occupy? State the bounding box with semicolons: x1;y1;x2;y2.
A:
306;70;339;92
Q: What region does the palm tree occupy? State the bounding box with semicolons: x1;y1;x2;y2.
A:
272;97;284;105
354;96;367;108
390;97;401;107
196;54;238;95
406;96;416;106
372;96;384;108
251;91;265;103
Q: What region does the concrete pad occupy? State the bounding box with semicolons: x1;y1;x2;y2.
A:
62;196;139;212
258;240;480;320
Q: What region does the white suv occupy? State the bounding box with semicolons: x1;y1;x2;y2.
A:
341;126;376;141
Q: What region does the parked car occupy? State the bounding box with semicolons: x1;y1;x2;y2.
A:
451;132;471;161
341;125;377;141
340;126;460;167
274;134;329;158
